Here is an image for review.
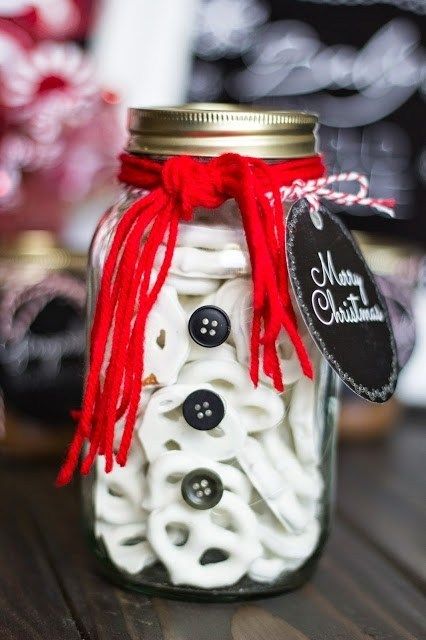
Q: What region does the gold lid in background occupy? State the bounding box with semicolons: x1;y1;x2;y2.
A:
0;231;85;275
355;232;422;282
126;104;318;158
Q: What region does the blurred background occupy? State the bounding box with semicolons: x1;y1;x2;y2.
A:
0;0;424;456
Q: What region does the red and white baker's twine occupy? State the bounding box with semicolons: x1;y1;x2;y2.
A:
280;171;395;217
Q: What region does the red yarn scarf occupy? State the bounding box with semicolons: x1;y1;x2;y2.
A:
57;152;325;485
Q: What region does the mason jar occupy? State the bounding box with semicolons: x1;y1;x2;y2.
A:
81;105;340;601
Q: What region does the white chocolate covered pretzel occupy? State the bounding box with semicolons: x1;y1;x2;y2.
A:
288;376;319;464
143;284;189;386
155;245;249;279
214;278;303;384
143;450;251;511
176;204;245;250
178;359;284;433
259;515;320;564
248;517;320;582
165;273;222;296
187;341;237;363
137;383;246;462
94;441;146;525
95;521;156;575
147;491;261;588
248;557;287;583
238;437;315;532
260;429;323;500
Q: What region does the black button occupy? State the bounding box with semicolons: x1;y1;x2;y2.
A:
181;468;224;510
182;389;225;430
188;305;230;348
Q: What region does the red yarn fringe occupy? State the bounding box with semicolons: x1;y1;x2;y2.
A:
57;152;325;485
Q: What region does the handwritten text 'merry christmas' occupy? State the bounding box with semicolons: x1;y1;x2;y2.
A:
310;251;385;326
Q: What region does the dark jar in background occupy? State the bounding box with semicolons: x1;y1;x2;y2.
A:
339;233;421;442
0;231;86;458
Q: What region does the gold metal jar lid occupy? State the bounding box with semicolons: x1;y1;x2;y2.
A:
126;104;318;159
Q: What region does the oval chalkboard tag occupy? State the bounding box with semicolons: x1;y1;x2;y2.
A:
286;198;398;402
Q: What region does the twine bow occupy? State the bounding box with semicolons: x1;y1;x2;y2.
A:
280;171;395;217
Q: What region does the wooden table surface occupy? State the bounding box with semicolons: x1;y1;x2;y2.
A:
0;412;425;640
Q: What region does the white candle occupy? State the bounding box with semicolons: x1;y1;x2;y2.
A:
91;0;199;107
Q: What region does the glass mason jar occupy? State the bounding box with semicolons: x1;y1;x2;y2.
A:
82;105;340;601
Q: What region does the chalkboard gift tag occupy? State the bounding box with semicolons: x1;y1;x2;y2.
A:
286;198;398;402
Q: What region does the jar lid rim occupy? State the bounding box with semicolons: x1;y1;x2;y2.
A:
126;104;318;159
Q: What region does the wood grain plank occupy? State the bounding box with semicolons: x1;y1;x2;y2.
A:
8;464;164;640
258;523;425;640
153;598;234;640
231;605;309;640
0;464;82;640
314;521;425;639
337;416;426;588
152;518;426;640
1;411;425;640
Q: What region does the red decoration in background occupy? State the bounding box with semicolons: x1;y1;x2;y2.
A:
0;2;124;235
0;16;33;51
2;41;98;121
1;1;96;41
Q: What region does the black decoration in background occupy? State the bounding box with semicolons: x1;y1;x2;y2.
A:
0;289;85;426
189;0;425;244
